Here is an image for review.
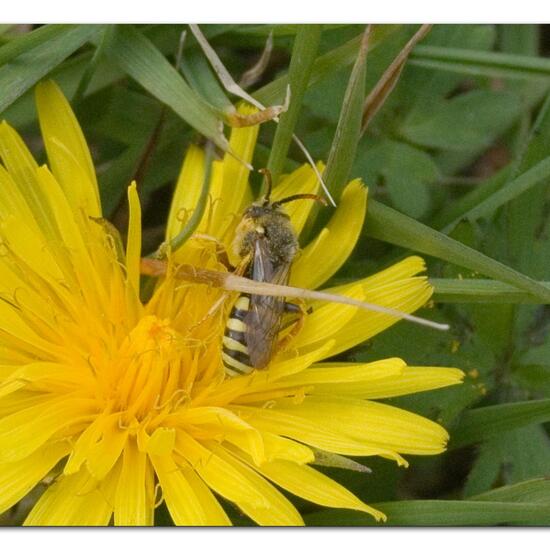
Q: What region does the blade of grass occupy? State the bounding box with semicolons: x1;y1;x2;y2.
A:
410;44;550;81
159;142;215;256
323;26;370;201
439;90;550;233
0;24;73;66
266;25;322;185
364;198;550;302
72;25;115;106
361;24;432;133
431;278;550;304
178;47;234;114
471;478;550;504
0;24;101;114
254;25;399;106
450;399;550;449
108;25;228;151
304;500;550;526
446;155;550;227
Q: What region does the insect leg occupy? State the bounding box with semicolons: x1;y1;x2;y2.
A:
276;301;309;351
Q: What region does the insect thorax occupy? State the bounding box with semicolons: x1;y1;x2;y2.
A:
233;204;299;268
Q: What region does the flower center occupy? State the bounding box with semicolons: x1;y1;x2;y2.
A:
105;315;190;421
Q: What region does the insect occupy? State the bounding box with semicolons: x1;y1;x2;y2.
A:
221;170;325;377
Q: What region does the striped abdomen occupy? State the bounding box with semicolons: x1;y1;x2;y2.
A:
222;294;254;377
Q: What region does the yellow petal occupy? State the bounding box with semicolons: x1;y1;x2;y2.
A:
208;442;304;526
0;122;59;242
0;164;44;239
146;427;176;456
212;104;259;237
317;365;465;399
175;431;269;508
0;440;70;515
290;285;364;350
24;468;113;526
271;164;321;235
64;413;110;475
294;258;433;360
35;80;101;217
167;104;258;245
166;144;205;241
262;432;315;464
1;361;92;396
231;404;406;465
0;397;96;462
114;438;154;526
149;453;212;526
274;396;449;455
181;467;231;526
126;182;142;292
234;358;406;403
1;213;64;283
206;340;334;406
324;278;432;359
291;179;367;289
86;415;129;479
236;450;385;522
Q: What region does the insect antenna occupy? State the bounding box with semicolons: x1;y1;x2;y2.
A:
258;168;327;207
273;193;327;207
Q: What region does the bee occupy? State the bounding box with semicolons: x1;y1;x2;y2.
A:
221;170;325;377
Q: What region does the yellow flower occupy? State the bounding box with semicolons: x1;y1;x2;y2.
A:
0;82;463;526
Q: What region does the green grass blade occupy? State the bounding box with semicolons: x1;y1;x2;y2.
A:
438;90;550;232
0;24;73;66
322;26;369;200
432;278;550;304
365;199;550;302
72;25;115;106
163;143;214;255
254;25;399;106
450;399;550;449
447;155;550;225
410;44;550;81
0;25;101;114
266;25;322;185
108;25;228;150
471;478;550;504
304;500;550;526
178;47;233;114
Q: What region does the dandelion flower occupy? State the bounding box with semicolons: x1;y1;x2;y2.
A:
0;82;463;526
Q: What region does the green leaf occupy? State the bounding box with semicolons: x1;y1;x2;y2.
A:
450;399;550;449
108;25;228;150
361;139;438;218
472;477;550;504
401;90;523;152
267;25;322;184
431;278;550;304
364;199;550;302
0;24;101;114
304;499;550;526
463;439;502;497
323;26;369;200
401;25;496;118
410;44;550;81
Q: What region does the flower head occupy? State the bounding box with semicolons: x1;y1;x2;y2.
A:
0;83;463;526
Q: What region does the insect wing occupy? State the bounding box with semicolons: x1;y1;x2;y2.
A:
245;237;290;369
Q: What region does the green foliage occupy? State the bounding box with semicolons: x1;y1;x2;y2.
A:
3;22;550;527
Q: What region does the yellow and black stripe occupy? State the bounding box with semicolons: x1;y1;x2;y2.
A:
222;294;254;377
